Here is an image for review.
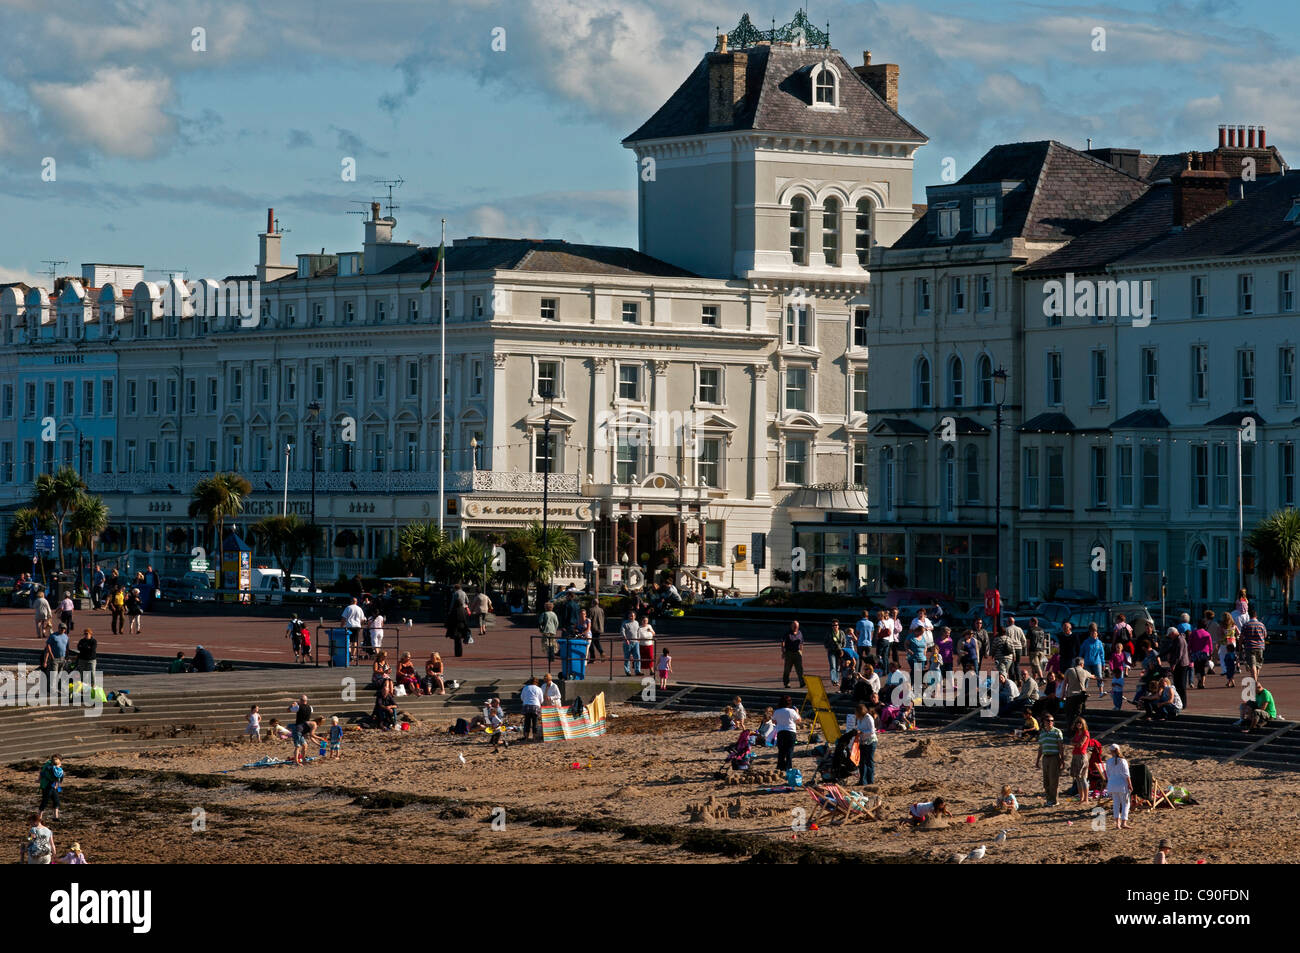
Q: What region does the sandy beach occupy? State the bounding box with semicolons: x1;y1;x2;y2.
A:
3;705;1293;864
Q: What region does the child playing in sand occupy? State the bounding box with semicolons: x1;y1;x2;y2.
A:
301;720;326;763
757;707;776;746
245;704;261;743
656;648;672;690
908;797;950;823
997;785;1019;814
57;841;87;864
719;705;735;731
267;718;292;742
732;697;747;729
328;716;343;760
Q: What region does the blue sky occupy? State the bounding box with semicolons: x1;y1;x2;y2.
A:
0;0;1294;283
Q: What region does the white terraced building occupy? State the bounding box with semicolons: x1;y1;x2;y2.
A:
0;20;926;591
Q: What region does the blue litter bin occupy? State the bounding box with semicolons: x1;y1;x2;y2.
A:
559;637;588;680
328;628;351;668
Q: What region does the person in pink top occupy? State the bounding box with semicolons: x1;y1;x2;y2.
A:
1108;642;1128;681
1187;623;1214;689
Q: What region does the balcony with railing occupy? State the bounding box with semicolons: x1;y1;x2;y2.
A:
85;468;581;497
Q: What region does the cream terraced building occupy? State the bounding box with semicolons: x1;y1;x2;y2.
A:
0;28;926;591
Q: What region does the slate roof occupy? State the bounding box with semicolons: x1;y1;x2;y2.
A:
1019;412;1078;433
1018;184;1175;277
379;239;699;279
1112;409;1171;429
1206;411;1267;427
624;45;926;144
1118;170;1300;264
892;141;1148;251
872;417;929;436
931;416;990;435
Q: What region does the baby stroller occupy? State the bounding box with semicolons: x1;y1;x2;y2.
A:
815;730;860;783
723;730;755;770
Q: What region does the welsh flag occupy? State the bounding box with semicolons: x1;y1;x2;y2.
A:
420;241;445;290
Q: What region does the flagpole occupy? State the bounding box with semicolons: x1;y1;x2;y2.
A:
439;217;446;534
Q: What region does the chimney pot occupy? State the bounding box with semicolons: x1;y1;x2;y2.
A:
1218;125;1226;148
371;201;381;221
1260;126;1267;148
1248;126;1257;148
266;208;275;234
863;50;871;65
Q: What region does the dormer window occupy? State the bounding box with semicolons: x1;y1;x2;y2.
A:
936;203;960;240
973;196;996;236
811;60;838;107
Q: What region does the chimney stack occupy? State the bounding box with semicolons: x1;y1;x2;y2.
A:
257;207;294;282
854;51;900;112
1173;165;1231;227
706;45;749;129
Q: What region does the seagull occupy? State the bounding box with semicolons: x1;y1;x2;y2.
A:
458;753;466;764
994;830;1008;847
949;852;965;864
967;845;986;861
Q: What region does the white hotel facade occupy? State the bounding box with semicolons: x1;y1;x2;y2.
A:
0;23;925;590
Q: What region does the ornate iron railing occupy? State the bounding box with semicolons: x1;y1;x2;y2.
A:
728;10;830;50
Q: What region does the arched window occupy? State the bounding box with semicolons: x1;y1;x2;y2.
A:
822;197;840;267
914;356;932;408
964;445;981;503
941;445;955;519
789;196;808;265
855;199;873;267
947;355;964;407
977;355;994;406
880;447;895;516
813;63;838;105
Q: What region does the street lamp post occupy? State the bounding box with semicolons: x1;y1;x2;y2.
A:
539;382;554;603
308;400;321;588
993;366;1009;638
282;442;293;517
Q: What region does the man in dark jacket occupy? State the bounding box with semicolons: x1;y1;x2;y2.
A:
586;599;606;661
191;645;216;672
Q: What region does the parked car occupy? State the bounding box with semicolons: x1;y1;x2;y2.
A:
160;575;215;603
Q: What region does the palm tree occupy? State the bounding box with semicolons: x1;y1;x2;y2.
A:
398;521;446;588
1247;507;1300;624
508;521;577;597
67;493;110;596
189;473;253;592
437;537;489;586
29;466;86;574
250;514;320;581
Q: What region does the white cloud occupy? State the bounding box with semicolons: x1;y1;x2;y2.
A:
0;265;42;286
30;68;175;159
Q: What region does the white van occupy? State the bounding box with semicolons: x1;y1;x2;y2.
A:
250;569;316;602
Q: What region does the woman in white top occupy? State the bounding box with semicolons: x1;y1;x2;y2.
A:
637;616;656;676
772;695;801;772
846;701;878;785
1104;743;1133;829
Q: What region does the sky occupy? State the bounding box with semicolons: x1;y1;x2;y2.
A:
0;0;1294;284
